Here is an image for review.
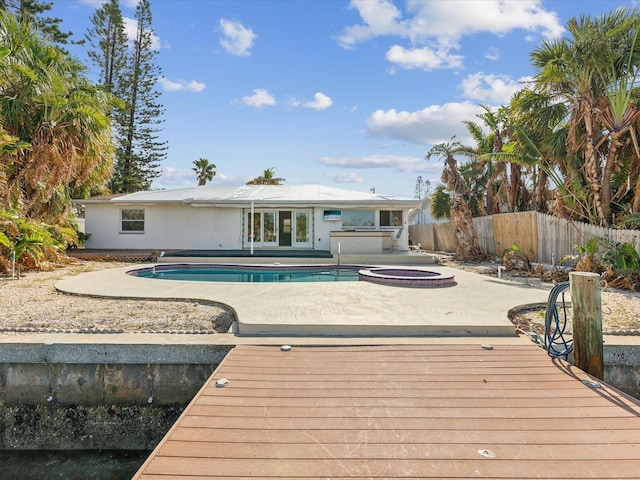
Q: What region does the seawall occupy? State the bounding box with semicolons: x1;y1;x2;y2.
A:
0;340;232;450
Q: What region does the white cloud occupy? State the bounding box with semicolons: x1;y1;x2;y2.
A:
304;92;333;111
123;17;161;50
385;45;463;71
338;0;408;49
339;0;564;70
242;89;276;108
219;19;257;57
81;0;139;9
288;92;333;110
404;0;564;43
460;72;532;104
366;102;486;146
79;0;107;6
327;171;364;183
154;167;229;190
155;167;195;188
158;78;206;93
319;154;433;174
484;47;500;61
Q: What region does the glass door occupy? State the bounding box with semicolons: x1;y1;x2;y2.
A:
293;211;311;247
247;212;261;244
246;211;278;247
278;211;292;247
262;211;277;246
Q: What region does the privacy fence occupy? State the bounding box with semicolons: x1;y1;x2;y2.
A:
409;211;640;264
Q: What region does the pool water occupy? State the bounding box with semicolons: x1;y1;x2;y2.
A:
133;265;360;283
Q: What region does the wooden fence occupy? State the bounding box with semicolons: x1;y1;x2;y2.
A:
409;211;640;264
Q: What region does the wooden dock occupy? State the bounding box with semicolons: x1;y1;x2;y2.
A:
133;344;640;479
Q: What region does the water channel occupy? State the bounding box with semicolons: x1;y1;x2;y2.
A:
0;450;148;479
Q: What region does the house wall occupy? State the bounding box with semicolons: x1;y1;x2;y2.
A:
313;207;337;251
84;204;413;251
84;204;241;250
314;207;412;252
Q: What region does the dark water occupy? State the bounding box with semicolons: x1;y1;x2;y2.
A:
0;450;149;480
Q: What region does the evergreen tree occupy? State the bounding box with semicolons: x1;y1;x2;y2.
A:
85;0;127;97
1;0;79;45
91;0;165;193
113;0;165;193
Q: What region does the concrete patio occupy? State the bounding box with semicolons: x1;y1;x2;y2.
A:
55;261;551;337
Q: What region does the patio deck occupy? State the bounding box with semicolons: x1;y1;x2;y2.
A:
133;344;640;479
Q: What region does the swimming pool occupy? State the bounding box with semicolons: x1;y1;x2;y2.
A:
131;264;361;283
129;263;456;287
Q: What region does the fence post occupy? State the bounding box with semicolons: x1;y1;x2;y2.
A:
569;272;603;380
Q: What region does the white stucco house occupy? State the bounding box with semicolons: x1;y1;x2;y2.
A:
76;184;421;254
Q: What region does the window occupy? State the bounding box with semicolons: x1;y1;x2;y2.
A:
342;210;375;227
380;210;402;227
121;209;145;233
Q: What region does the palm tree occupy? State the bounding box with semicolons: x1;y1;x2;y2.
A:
430;185;451;220
0;11;114;224
426;139;484;260
247;167;285;185
530;9;640;226
192;158;216;186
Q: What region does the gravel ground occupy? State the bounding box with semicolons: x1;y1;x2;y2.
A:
445;259;640;336
0;261;235;334
1;259;638;336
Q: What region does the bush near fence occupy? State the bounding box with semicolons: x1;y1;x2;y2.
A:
409;212;640;264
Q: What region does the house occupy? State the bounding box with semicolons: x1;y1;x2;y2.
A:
76;184;421;254
411;195;447;225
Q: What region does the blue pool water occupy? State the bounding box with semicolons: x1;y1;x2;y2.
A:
132;265;360;283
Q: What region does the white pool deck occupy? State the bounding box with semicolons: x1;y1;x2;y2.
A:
54;261;552;337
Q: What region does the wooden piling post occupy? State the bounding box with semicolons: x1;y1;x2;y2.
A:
569;272;603;380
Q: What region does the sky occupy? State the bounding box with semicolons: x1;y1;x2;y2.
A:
50;0;636;197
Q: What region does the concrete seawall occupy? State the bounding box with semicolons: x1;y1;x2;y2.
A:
0;341;232;450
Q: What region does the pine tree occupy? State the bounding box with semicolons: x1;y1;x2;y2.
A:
88;0;166;193
2;0;79;45
85;0;127;97
112;0;166;193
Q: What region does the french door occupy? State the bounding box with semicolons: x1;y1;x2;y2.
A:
246;209;311;248
246;211;277;247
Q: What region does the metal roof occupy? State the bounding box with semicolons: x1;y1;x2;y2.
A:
78;184;420;208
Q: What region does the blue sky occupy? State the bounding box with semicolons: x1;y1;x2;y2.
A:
51;0;634;197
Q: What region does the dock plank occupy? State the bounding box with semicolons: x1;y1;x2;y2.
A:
132;344;640;479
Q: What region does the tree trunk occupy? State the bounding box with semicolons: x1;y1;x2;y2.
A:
451;197;484;261
600;133;623;225
582;108;607;225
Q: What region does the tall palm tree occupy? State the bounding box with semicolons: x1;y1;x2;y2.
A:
530;9;640;226
192;157;216;186
426;139;484;260
0;11;114;224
